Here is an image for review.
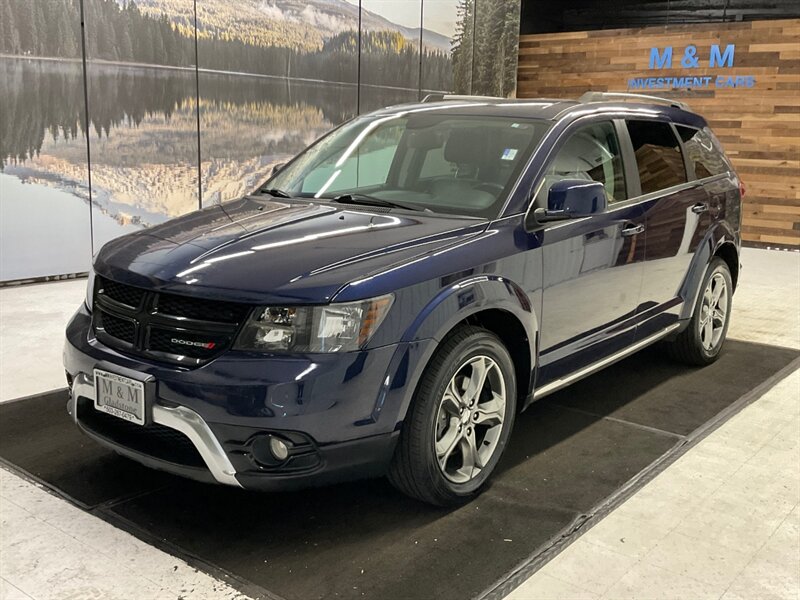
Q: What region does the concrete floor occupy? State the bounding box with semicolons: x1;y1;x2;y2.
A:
0;247;798;599
0;279;85;402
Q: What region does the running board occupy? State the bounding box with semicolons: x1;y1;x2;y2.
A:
532;323;681;400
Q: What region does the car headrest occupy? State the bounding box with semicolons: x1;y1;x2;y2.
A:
551;133;613;174
444;128;485;164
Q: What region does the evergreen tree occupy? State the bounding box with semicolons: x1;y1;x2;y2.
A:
12;0;36;55
451;0;475;94
0;0;21;53
117;25;134;62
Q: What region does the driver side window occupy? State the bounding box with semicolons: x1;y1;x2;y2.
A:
535;121;626;207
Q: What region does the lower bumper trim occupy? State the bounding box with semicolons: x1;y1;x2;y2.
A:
69;372;242;488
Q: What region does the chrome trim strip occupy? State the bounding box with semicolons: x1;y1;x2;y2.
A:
68;373;93;423
532;323;681;400
152;404;241;486
69;373;242;488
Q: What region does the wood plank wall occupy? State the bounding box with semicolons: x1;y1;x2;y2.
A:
517;19;800;248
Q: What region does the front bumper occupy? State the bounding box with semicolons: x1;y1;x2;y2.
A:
69;372;241;486
64;305;435;490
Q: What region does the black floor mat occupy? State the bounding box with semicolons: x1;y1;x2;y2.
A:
0;390;175;508
0;341;797;600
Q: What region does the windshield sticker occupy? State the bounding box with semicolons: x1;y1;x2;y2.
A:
501;148;518;161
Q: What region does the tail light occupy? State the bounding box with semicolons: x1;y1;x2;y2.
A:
738;180;746;197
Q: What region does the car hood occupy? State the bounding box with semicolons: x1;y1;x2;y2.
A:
95;197;487;304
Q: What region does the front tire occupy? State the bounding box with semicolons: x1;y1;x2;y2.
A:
666;257;733;366
388;326;517;506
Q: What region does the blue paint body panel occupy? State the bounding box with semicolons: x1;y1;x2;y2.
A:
64;97;742;490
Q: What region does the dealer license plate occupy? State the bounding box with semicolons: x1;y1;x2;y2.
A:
93;368;146;426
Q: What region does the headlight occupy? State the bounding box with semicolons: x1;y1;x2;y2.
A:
235;294;394;353
85;269;96;312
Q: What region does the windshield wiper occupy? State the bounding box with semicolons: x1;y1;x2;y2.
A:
261;187;292;198
330;193;431;213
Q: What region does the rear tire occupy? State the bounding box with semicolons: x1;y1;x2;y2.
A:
666;257;733;366
388;326;516;506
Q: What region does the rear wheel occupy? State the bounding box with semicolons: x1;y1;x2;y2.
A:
666;257;733;366
388;326;516;506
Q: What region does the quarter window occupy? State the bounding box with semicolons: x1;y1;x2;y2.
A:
626;120;688;195
536;121;626;206
676;125;730;179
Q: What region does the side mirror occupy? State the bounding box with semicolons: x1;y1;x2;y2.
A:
271;162;286;176
534;179;607;223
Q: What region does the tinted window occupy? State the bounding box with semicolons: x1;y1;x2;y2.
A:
676;125;731;179
626;120;687;195
536;121;626;206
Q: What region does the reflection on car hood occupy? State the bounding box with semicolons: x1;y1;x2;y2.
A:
94;197;487;304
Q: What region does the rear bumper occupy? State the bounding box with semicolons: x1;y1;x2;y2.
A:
64;305;434;490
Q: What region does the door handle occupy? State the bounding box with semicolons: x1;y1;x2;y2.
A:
621;223;645;237
691;202;709;214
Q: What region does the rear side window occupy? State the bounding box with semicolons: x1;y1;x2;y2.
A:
676;126;731;179
626;120;687;195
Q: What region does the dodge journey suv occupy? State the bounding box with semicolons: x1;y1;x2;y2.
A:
64;92;742;506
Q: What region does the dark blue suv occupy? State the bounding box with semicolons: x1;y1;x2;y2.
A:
64;92;742;505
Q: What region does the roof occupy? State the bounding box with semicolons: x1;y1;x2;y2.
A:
371;93;707;128
372;98;578;121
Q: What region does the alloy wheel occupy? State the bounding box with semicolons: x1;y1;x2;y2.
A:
699;272;729;351
434;355;506;484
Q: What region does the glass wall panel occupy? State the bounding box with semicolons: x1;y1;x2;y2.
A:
470;0;521;97
83;0;200;252
0;0;523;283
196;1;359;207
358;0;423;113
448;0;476;94
0;0;91;281
421;0;460;94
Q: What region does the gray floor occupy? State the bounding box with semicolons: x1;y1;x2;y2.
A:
0;247;798;600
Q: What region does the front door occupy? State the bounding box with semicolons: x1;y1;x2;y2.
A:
534;120;646;390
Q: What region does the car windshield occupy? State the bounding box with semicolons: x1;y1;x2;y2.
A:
266;111;550;218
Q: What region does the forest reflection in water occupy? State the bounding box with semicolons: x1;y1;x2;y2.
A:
1;57;415;223
0;56;421;279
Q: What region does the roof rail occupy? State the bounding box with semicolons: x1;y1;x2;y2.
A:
421;93;505;103
579;91;689;111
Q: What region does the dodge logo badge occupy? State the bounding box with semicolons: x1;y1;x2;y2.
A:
171;338;216;350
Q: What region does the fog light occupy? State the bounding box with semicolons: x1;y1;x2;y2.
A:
269;436;289;461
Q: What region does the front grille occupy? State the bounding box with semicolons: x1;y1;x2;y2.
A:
102;277;146;308
98;311;136;345
155;294;248;324
93;276;251;366
76;398;206;468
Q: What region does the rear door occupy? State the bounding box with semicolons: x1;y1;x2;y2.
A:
534;120;646;390
622;119;712;339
